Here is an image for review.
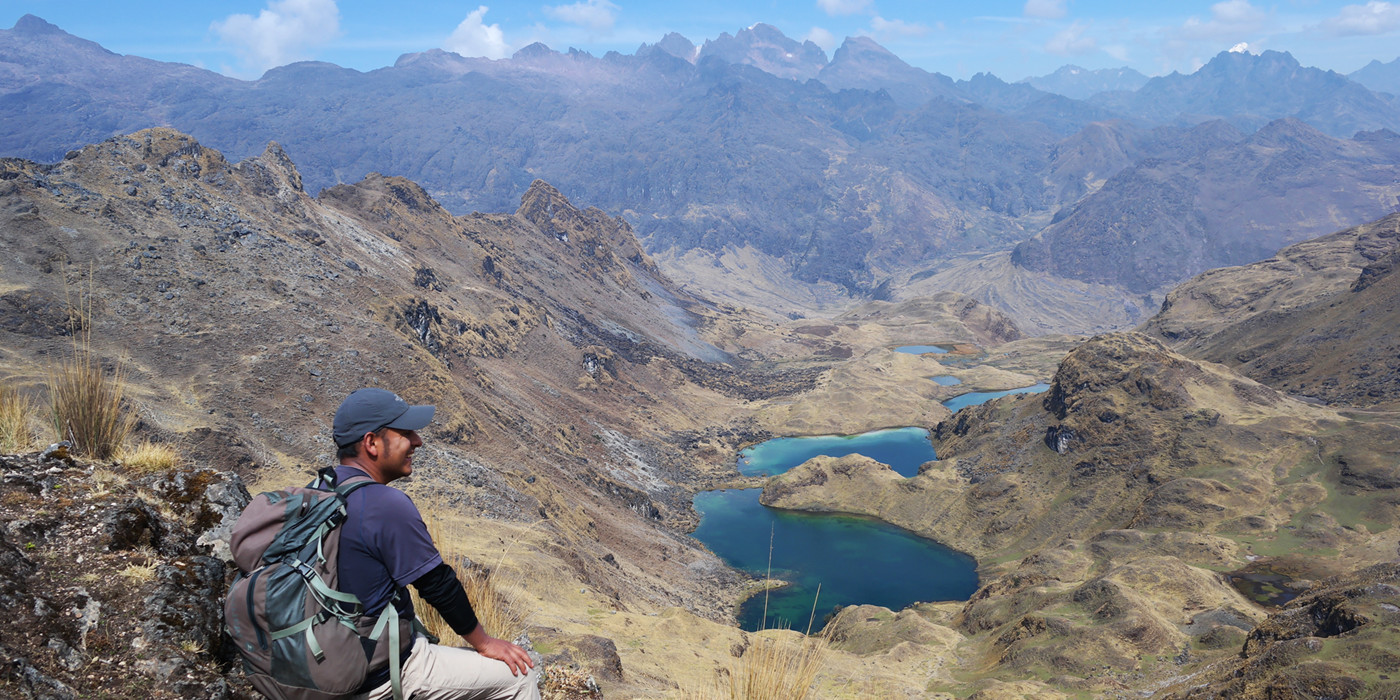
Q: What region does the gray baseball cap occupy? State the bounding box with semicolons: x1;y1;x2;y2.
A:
333;388;435;447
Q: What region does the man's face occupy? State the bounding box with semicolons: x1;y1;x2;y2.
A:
372;427;422;482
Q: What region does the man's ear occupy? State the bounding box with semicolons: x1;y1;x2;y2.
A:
362;433;380;459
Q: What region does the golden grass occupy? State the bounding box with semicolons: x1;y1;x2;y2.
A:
118;440;182;474
0;383;37;452
119;561;157;584
680;632;830;700
90;468;129;498
412;503;533;645
47;268;134;460
47;344;132;461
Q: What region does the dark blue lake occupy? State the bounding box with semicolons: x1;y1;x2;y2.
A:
894;344;951;355
693;488;979;632
696;427;978;632
737;427;939;478
942;382;1050;413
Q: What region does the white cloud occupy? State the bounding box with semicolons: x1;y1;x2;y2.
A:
446;6;509;59
1155;0;1270;71
212;0;340;75
1024;0;1067;20
805;27;838;52
1103;44;1129;61
1045;21;1096;55
818;0;872;17
1179;0;1267;39
869;16;930;38
544;0;620;32
1319;1;1400;35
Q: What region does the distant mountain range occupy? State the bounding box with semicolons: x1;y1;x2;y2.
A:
1349;56;1400;96
1021;64;1150;100
1013;118;1400;293
1088;49;1400;137
3;14;1399;311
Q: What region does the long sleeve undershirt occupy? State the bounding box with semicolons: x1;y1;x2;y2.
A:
411;562;481;638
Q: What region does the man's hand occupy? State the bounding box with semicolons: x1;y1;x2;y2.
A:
465;627;535;676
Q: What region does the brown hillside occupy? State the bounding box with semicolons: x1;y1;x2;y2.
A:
1144;212;1400;408
762;331;1400;694
0;128;1058;698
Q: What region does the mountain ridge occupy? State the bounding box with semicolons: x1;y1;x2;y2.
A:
6;17;1400;327
1011;118;1400;293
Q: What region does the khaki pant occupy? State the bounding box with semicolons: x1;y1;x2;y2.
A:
365;637;541;700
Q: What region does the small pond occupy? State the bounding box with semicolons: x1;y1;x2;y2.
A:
942;382;1050;413
929;375;962;386
1228;567;1309;607
696;427;978;632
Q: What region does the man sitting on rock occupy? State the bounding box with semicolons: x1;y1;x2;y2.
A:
331;387;538;700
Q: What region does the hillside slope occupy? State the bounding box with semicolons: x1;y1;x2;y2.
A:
0;128;1062;698
762;332;1400;695
1143;212;1400;408
0;128;812;696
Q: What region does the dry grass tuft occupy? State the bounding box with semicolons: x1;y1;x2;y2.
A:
47;345;132;461
47;268;134;460
680;632;830;700
90;468;129;498
119;561;157;585
412;504;533;645
0;383;38;452
118;440;182;474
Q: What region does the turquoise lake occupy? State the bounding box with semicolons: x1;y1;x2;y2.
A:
894;344;950;354
696;426;978;632
738;427;939;478
941;382;1051;412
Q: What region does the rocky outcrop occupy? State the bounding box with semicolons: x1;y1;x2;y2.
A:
765;333;1341;555
0;452;251;699
1161;563;1400;698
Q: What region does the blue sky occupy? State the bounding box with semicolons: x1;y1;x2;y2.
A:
7;0;1400;81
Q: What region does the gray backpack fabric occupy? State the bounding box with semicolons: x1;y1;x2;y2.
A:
224;468;414;700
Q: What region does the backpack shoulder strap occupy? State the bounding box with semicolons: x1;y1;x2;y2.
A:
313;466;379;499
336;478;377;499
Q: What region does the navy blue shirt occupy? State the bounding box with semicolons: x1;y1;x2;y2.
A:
332;466;443;619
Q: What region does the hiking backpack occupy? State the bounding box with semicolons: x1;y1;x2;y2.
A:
224;468;416;700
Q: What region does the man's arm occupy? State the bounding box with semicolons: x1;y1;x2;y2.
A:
411;563;534;676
